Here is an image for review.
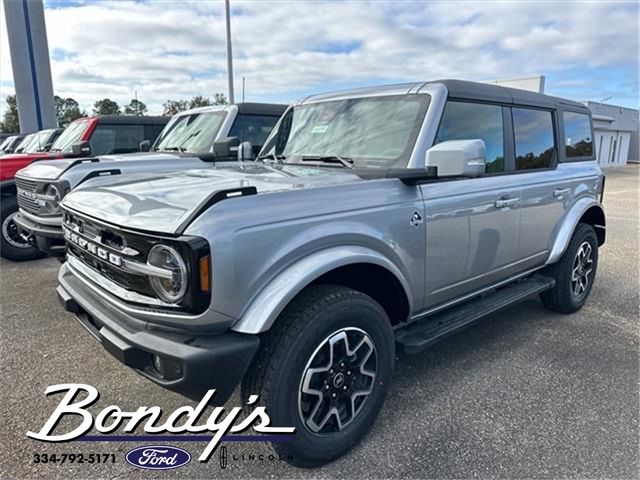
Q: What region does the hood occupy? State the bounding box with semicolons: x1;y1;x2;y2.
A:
1;152;59;181
15;152;182;181
62;162;363;234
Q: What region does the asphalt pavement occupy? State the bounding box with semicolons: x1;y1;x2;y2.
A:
1;165;638;479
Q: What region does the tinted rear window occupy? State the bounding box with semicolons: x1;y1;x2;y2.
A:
513;108;555;170
563;111;593;158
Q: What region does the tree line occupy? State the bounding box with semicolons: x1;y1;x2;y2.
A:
0;93;228;133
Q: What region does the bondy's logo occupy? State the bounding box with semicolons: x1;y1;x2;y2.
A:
125;446;191;470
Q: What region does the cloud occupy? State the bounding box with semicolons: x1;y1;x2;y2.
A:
0;0;638;118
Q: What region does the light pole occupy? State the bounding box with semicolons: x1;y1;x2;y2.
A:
224;0;235;104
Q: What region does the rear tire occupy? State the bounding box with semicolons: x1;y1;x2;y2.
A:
1;196;44;261
241;285;395;468
540;223;598;313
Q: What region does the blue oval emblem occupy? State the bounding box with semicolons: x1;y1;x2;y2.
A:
125;445;191;470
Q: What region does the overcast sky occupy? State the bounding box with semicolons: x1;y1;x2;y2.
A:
1;0;638;117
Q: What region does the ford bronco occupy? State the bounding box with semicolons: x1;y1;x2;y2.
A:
56;80;605;467
11;103;284;260
1;115;169;260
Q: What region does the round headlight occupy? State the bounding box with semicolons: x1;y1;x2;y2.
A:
148;245;188;303
43;184;62;214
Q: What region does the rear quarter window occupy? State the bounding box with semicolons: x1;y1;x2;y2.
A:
563;111;593;158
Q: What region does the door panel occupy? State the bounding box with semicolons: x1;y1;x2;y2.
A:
517;171;568;264
421;178;521;308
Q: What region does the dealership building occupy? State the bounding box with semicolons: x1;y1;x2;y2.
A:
491;76;639;167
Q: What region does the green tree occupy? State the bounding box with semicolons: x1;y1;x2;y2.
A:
188;95;212;109
162;99;189;116
213;93;228;105
92;98;121;115
0;95;20;133
54;95;85;127
124;99;148;116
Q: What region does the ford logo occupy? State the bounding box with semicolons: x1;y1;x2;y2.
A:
125;445;191;470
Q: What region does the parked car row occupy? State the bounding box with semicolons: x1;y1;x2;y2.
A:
5;80;606;468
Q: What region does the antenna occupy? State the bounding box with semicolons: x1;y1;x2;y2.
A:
241;76;245;145
224;0;235;104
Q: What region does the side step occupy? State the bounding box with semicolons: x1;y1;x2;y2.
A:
395;275;555;354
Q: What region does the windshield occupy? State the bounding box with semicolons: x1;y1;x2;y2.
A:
50;119;89;153
32;129;55;150
16;134;36;152
0;137;13;151
153;111;227;153
261;94;430;168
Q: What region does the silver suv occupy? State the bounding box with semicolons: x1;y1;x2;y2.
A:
56;80;605;467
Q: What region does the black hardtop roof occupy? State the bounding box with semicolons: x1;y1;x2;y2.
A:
90;115;170;125
428;79;589;112
236;102;287;116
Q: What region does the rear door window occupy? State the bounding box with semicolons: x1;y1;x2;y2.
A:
512;108;556;170
563;111;593;158
436;101;505;174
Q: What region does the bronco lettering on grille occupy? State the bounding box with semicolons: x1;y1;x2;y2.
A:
64;227;122;267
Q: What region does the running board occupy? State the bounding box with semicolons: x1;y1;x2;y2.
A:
395;275;555;354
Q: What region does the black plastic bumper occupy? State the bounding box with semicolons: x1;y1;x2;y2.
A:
13;212;65;256
57;270;260;405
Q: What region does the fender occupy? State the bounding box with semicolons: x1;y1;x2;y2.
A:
546;197;605;265
231;245;414;335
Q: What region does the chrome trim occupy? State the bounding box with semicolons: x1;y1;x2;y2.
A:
19;209;62;226
67;255;179;308
123;259;173;280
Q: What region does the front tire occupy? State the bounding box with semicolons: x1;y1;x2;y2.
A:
242;285;395;468
540;223;599;313
1;196;44;261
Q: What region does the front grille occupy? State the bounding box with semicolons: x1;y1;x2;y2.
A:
63;211;156;300
15;177;37;191
15;177;40;214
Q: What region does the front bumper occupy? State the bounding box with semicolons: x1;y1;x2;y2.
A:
14;211;65;256
57;262;260;404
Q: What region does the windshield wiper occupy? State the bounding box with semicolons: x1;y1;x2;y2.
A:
160;147;186;152
257;153;287;163
298;155;354;168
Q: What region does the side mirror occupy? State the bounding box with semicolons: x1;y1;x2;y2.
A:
71;141;92;157
238;141;254;160
212;136;240;159
42;142;53;152
139;140;151;152
425;139;486;178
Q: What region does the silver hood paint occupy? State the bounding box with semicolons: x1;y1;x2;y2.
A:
17;152;183;181
61;162;363;234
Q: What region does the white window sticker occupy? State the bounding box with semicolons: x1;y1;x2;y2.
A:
311;125;329;134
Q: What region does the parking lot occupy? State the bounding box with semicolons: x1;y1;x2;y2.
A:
0;165;638;479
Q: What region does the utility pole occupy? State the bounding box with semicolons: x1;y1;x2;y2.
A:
224;0;235;104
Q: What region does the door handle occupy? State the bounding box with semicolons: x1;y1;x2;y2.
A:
554;188;571;198
495;197;520;208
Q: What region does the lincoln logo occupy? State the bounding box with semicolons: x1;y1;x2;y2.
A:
64;227;122;267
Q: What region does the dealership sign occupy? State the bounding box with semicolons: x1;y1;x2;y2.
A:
27;384;295;462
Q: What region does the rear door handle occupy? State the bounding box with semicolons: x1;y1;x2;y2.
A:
554;188;571;198
495;197;520;208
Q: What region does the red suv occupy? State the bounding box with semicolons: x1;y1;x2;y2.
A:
0;115;168;260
